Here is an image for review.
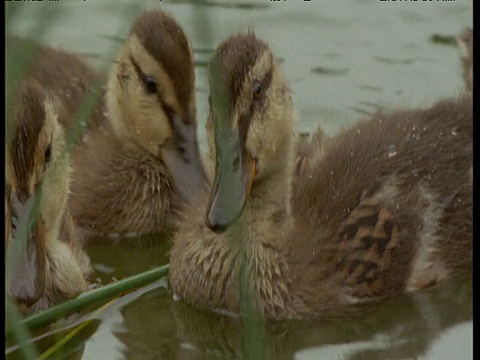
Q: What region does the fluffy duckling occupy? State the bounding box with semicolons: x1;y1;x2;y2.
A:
67;9;207;236
5;81;92;314
169;32;472;320
456;27;473;94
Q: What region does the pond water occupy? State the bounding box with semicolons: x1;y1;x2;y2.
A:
5;0;472;359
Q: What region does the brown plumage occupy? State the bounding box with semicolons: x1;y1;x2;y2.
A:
169;32;472;320
5;81;91;314
6;35;98;133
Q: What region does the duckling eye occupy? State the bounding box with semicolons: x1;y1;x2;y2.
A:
252;81;262;100
44;145;52;164
144;75;158;94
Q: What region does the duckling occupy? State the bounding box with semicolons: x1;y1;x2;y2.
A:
67;9;207;236
168;32;472;320
5;81;92;314
456;27;473;94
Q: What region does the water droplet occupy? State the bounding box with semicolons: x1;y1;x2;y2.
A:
350;151;354;157
387;144;397;158
357;129;361;134
451;128;458;136
412;169;419;177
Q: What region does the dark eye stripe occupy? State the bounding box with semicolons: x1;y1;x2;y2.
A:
129;56;158;94
238;67;274;141
129;56;178;125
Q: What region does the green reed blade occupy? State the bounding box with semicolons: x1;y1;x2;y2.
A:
5;264;169;342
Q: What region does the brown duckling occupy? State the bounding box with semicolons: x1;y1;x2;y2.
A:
456;27;473;95
5;81;92;314
68;9;207;236
168;32;472;320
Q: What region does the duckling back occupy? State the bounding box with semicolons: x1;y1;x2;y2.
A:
6;35;99;132
289;96;472;301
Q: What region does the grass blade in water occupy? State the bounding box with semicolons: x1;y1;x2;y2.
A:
5;264;169;342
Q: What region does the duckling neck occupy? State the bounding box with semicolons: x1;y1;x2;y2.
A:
234;130;298;254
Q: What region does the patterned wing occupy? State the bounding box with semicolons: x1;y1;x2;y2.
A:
333;198;401;299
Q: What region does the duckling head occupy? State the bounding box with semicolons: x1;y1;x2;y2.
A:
5;81;86;312
106;9;207;201
205;32;297;232
106;9;195;157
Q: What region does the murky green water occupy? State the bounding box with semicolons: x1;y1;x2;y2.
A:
6;0;472;359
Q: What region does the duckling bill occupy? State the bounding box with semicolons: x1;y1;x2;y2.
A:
6;187;47;306
205;89;256;232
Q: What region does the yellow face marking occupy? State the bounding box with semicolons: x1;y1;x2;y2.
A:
129;35;182;115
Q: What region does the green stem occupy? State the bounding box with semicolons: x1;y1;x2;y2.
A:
5;264;169;342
